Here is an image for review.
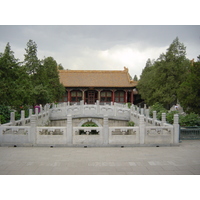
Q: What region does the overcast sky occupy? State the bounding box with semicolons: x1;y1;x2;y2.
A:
0;25;199;78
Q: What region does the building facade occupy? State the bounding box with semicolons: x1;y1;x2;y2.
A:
59;67;138;104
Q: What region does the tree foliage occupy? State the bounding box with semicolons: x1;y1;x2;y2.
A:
177;60;200;114
137;37;190;109
133;75;138;81
0;40;65;110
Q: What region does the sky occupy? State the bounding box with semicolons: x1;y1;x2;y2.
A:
0;25;199;78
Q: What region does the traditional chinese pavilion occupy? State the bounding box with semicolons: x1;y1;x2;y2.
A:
59;67;138;104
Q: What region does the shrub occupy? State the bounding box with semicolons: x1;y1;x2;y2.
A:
179;113;200;127
0;115;6;124
0;105;11;124
166;111;179;124
128;121;135;126
150;102;167;120
82;122;98;127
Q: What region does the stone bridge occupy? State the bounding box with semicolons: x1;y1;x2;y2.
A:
0;101;180;147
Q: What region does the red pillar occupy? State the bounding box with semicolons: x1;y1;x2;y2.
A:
131;90;134;104
67;89;71;102
112;90;116;103
125;90;128;103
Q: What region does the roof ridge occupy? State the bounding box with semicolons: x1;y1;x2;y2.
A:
59;70;126;73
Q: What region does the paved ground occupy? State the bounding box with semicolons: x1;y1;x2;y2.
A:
0;140;200;175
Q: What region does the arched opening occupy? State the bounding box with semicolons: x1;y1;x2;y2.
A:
78;119;101;135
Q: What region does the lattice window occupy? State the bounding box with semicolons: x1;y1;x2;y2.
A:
100;90;112;102
115;91;125;103
71;90;82;102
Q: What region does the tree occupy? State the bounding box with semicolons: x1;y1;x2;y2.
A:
41;57;65;102
0;43;19;105
0;40;65;108
0;43;33;108
137;37;190;108
30;56;65;105
24;40;40;75
133;75;138;81
197;55;200;62
145;58;154;68
177;60;200;114
137;62;157;105
58;63;64;70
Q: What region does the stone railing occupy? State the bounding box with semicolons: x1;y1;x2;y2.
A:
0;102;180;147
50;100;130;121
1;105;50;127
0;105;50;146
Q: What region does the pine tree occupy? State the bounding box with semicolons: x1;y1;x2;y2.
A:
24;40;40;75
137;37;190;108
0;43;20;105
177;59;200;114
133;75;138;81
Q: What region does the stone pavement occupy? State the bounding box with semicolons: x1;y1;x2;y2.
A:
0;140;200;175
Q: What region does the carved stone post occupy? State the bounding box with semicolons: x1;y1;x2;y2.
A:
10;112;15;126
30;115;36;145
35;107;38;119
146;109;149;118
67;114;73;145
139;115;145;144
96;100;100;114
103;115;109;145
145;109;149;125
29;109;32;118
21;110;25;126
161;113;166;125
173;114;179;144
153;111;157;125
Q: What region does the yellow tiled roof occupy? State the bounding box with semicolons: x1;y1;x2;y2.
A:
59;67;137;88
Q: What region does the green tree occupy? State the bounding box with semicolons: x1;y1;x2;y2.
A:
31;56;65;105
41;57;65;102
177;60;200;114
0;43;20;106
137;37;190;108
24;39;40;75
197;55;200;62
133;75;138;81
0;43;33;108
58;63;64;70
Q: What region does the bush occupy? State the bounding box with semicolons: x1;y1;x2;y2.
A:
150;102;167;120
0;105;11;124
166;111;179;124
0;115;6;124
179;113;200;127
128;121;135;126
82;122;98;127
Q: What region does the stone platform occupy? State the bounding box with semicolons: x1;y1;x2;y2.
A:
0;140;200;175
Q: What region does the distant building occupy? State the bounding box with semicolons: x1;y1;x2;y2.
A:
59;67;139;104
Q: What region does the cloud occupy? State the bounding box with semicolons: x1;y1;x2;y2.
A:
0;25;199;79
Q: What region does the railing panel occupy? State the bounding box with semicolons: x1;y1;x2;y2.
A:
109;127;139;144
36;127;67;145
145;126;173;144
0;126;31;144
73;127;103;145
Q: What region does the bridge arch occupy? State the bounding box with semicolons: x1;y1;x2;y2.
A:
77;118;103;127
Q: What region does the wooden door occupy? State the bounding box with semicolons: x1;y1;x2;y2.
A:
87;90;96;104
